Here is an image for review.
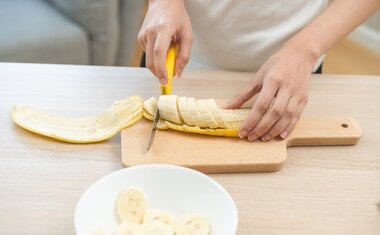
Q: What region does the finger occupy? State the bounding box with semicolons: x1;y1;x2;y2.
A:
145;31;156;76
175;31;193;77
261;96;299;141
239;80;279;139
137;30;146;50
281;98;307;139
154;30;173;85
223;76;261;109
247;88;290;141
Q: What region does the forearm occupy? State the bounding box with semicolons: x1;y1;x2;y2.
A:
148;0;184;5
285;0;380;64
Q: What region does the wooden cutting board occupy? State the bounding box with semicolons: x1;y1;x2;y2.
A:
121;116;362;173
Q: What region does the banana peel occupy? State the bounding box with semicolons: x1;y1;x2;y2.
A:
11;96;143;143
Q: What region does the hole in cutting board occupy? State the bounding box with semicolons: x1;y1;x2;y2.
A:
341;123;349;128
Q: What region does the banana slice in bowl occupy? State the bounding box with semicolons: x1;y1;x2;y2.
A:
143;209;175;227
116;188;147;224
175;214;211;235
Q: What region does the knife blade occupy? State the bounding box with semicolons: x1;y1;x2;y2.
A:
146;44;177;151
146;106;161;151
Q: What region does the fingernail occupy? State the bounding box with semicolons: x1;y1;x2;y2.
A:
159;78;167;85
223;101;233;108
261;135;271;142
176;68;183;77
280;131;288;139
239;130;247;139
248;135;257;142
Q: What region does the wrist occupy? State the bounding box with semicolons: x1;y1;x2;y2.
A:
148;0;185;13
282;37;322;68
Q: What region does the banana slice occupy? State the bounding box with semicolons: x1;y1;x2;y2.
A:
142;97;168;129
178;96;193;126
143;97;157;118
116;187;147;224
205;99;226;128
186;97;207;128
196;99;218;128
134;222;174;235
158;95;182;124
11;96;143;143
175;214;211;235
143;209;175;227
114;222;139;235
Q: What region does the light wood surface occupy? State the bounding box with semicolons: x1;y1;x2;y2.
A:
325;38;380;75
0;63;379;235
122;116;362;173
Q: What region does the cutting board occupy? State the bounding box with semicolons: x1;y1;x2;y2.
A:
121;116;362;173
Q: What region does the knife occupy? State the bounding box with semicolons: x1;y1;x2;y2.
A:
146;44;177;151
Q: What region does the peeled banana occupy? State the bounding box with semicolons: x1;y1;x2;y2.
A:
143;95;249;137
11;96;143;143
116;187;147;224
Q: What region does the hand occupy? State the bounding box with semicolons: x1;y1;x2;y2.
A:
225;45;317;141
137;0;193;85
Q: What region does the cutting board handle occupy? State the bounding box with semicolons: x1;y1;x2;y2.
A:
287;116;362;147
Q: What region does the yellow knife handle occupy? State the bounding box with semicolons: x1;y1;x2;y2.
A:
160;44;177;95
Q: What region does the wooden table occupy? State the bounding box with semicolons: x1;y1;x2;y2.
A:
0;63;379;235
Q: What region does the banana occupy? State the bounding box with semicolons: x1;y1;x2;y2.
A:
154;95;248;137
158;95;182;124
143;209;175;228
114;222;139;235
116;187;147;224
133;222;174;235
175;214;211;235
154;95;249;132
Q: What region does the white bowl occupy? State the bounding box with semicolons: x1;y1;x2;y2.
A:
74;164;238;235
